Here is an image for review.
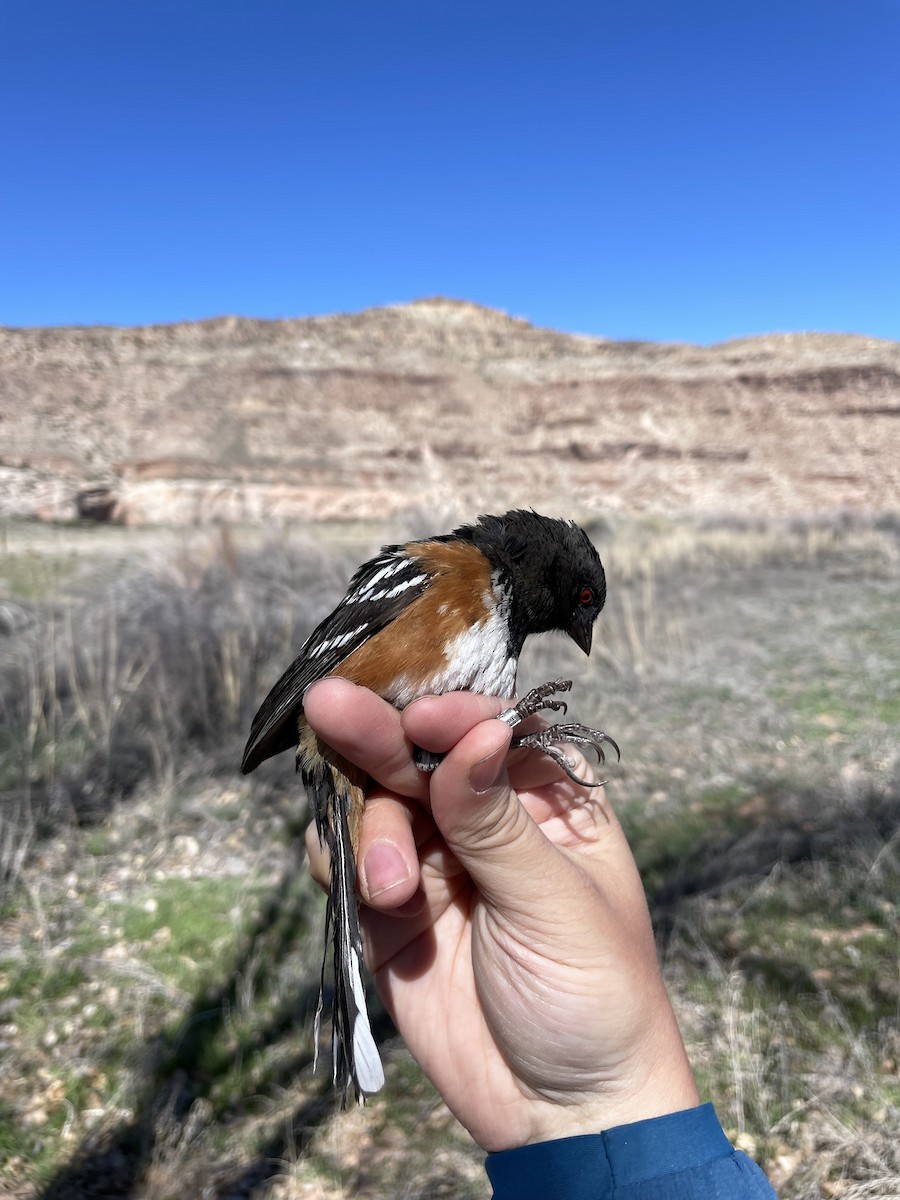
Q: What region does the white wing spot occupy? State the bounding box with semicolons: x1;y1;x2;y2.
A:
376;574;426;602
310;623;369;658
345;556;412;604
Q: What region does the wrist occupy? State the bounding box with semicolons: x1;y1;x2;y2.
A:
490;1006;700;1153
525;1066;701;1150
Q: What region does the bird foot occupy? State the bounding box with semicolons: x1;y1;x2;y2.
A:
497;678;573;727
413;679;574;773
499;680;620;788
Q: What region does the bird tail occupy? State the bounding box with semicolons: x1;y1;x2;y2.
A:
299;722;385;1102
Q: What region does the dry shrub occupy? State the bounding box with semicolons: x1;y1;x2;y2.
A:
0;529;352;827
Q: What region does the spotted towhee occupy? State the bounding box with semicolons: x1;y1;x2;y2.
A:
241;509;617;1101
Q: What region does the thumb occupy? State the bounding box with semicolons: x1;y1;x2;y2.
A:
428;718;577;915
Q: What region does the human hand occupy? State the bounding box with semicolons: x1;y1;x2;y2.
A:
304;679;699;1153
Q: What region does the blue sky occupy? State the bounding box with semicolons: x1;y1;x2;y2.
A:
2;0;898;342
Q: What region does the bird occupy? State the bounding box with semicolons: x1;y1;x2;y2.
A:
241;509;618;1101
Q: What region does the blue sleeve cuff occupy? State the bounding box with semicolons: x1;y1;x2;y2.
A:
485;1103;778;1200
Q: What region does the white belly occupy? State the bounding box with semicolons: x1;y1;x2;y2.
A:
386;604;518;708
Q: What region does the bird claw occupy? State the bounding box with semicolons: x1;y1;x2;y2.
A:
511;723;621;787
498;678;573;728
416;681;620;788
502;680;620;788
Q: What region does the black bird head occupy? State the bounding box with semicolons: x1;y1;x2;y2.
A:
452;509;607;658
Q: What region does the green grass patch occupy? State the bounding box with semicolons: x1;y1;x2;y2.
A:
0;727;94;798
0;550;79;600
114;876;259;993
0;1097;30;1160
680;840;900;1031
0;1096;66;1190
624;781;757;894
83;828;115;857
0;960;88;1008
679;963;896;1141
773;597;900;739
782;677;900;738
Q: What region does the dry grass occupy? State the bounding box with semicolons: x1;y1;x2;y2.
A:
1;512;898;1198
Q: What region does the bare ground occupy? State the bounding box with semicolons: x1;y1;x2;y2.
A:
1;514;898;1198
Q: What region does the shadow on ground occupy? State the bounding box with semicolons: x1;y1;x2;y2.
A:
647;779;900;918
35;859;396;1200
32;778;899;1198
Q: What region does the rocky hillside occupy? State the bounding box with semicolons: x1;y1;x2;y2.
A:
1;298;898;523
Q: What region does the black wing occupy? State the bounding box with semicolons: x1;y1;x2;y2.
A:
241;545;432;773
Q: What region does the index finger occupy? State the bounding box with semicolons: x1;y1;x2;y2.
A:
303;678;428;799
403;691;589;791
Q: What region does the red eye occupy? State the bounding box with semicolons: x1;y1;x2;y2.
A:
579;587;594;605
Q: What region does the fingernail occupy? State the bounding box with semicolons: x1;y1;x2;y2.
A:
469;744;507;794
361;841;411;898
